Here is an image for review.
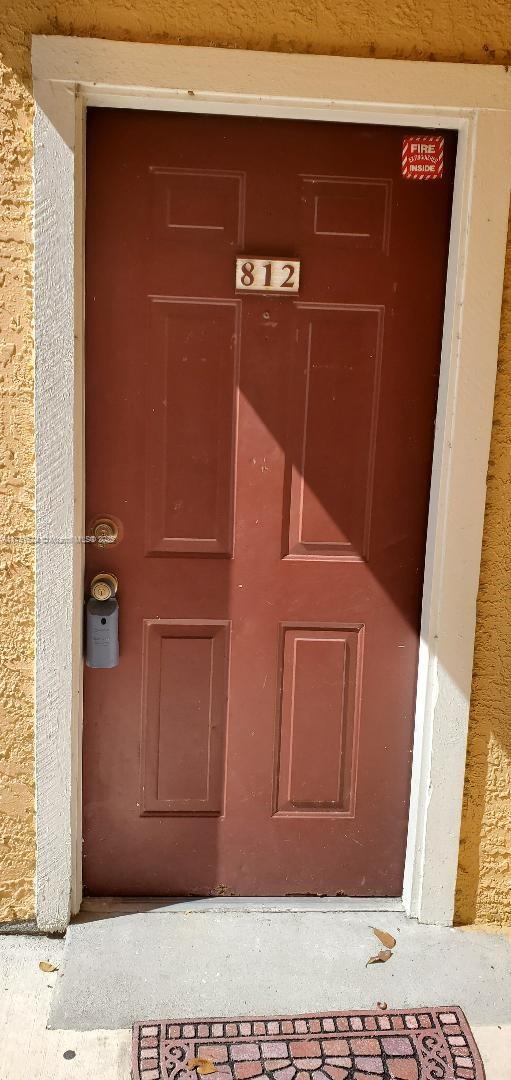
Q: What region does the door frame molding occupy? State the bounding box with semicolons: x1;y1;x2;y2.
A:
32;34;511;931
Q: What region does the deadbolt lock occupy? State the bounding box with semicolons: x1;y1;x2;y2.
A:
90;572;118;601
92;517;119;545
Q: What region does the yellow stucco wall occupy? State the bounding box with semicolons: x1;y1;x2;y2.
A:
0;1;510;925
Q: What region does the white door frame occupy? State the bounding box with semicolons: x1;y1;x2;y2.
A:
32;34;511;932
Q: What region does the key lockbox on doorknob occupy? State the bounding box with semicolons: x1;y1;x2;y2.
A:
85;572;119;668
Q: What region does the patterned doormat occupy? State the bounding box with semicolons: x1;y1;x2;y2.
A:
132;1008;484;1080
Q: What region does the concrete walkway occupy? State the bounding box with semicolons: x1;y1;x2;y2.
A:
0;933;130;1079
2;911;511;1079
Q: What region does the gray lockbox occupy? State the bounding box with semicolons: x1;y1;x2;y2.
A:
86;597;119;668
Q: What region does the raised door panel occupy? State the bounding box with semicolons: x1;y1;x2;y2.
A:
140;620;230;815
149;167;246;249
300;175;392;253
283;304;384;561
274;624;364;816
145;298;240;556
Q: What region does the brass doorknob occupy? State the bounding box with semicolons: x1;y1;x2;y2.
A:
90;572;118;601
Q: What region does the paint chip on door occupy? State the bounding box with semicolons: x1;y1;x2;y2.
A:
236;257;300;293
402;136;444;180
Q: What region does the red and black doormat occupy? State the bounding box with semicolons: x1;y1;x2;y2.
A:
132;1008;484;1080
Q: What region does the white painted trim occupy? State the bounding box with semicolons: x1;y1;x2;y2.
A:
32;35;511;932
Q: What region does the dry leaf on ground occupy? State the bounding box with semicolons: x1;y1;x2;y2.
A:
366;948;393;967
371;927;397;950
187;1059;216;1075
39;961;58;973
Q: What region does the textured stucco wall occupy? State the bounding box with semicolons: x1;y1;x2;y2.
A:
0;39;35;924
0;0;510;926
455;224;511;926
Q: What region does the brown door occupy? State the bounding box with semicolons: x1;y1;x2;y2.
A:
83;109;455;897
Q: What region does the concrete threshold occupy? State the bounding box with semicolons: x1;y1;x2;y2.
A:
81;896;404;915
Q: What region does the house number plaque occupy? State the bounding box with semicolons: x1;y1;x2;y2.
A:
235;257;300;294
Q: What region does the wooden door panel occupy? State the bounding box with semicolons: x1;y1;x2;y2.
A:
301;176;392;253
275;624;363;816
140;620;229;816
146;298;240;556
284;305;383;560
83;108;456;897
150;167;245;248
